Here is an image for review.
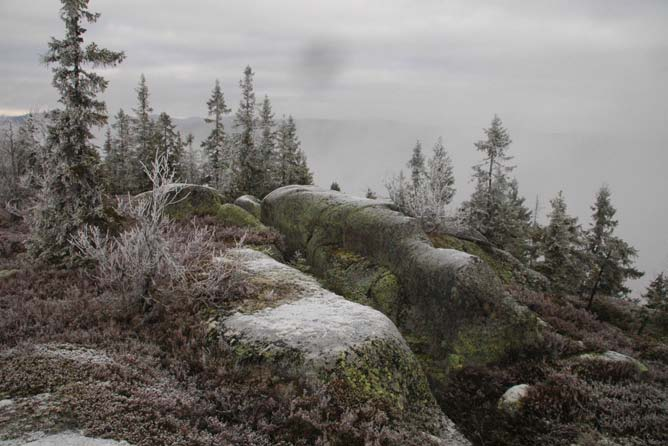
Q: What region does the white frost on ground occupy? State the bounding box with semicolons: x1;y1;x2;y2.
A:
32;344;114;365
0;432;131;446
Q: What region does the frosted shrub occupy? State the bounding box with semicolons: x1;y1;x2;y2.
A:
71;153;215;308
386;138;456;232
385;171;457;232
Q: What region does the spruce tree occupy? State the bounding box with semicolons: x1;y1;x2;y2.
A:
460;115;531;259
183;133;200;184
257;95;276;195
645;273;668;311
330;182;341;192
30;0;124;261
101;126;117;192
233;66;260;196
462;115;514;234
427;137;456;206
18;114;46;191
497;178;532;261
584;186;643;309
111;109;132;192
276;115;312;186
202;79;231;188
154;112;183;179
408;140;426;187
542;191;586;294
132;74;154;192
1;123;19;198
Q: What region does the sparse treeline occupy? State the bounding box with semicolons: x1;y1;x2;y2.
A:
102;67;312;198
386;115;644;304
0;0;312;263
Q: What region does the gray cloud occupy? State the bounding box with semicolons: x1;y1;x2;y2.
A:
1;0;667;294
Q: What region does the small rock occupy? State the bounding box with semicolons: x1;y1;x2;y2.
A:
498;384;531;415
234;195;261;219
578;350;648;373
0;399;14;409
0;270;19;280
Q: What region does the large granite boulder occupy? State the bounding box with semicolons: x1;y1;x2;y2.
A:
260;186;541;378
217;248;470;445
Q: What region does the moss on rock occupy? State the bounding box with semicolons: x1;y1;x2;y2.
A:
261;186;542;383
214;203;265;229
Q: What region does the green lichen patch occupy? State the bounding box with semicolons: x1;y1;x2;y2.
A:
329;339;434;416
310;247;402;322
369;272;401;323
449;315;542;367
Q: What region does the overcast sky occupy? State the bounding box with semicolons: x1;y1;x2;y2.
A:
1;0;667;294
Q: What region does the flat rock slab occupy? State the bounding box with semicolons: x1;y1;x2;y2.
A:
225;294;405;368
221;248;409;370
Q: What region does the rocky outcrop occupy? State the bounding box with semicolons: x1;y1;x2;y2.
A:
234;195;262;219
217;248;470;445
261;186;541;379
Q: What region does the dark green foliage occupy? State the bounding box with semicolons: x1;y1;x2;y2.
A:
103;109;133;194
29;0;124;262
232;66;262;196
540;191;588;294
330;181;341;191
131;74;154;192
201;79;231;187
182;133;201;184
646;273;668;311
408;140;426;187
257;95;276;195
584;186;643;308
153;112;184;178
275;115;313;188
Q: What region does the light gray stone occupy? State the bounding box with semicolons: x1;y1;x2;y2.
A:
498;384;531;415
